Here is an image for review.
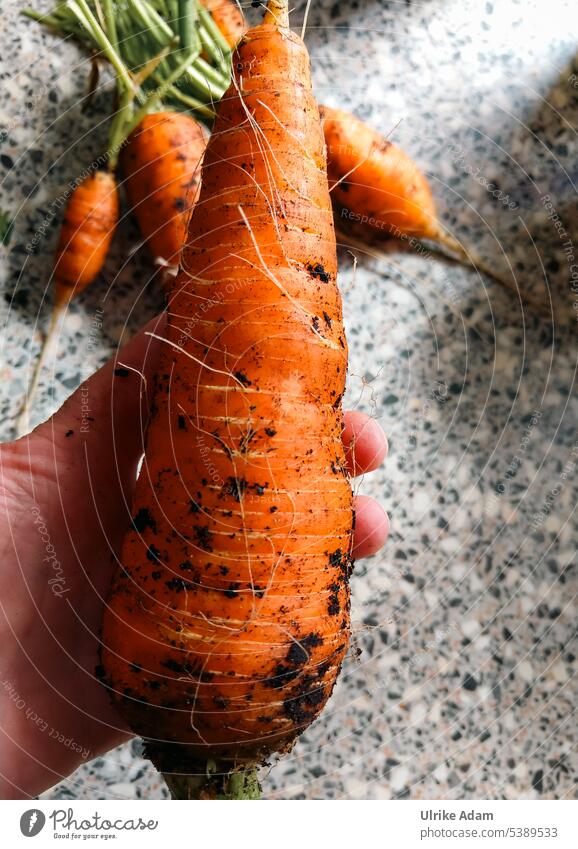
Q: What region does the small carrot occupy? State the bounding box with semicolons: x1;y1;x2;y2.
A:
100;0;352;799
121;112;208;266
321;104;439;242
15;170;119;437
321;104;550;312
53;170;119;303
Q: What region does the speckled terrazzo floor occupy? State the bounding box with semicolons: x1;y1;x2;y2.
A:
1;0;577;799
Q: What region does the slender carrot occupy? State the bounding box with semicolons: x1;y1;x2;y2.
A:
321;104;439;242
53;170;119;303
121;112;208;265
15;169;120;438
100;0;353;798
321;104;552;313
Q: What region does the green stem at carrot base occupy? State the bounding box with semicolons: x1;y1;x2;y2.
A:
122;41;206;138
25;0;233;121
106;86;136;170
93;1;230;105
107;0;227;150
129;0;172;50
22;8;93;47
57;0;143;169
194;1;231;71
167;85;215;120
145;742;262;799
99;3;206;165
162;764;262;799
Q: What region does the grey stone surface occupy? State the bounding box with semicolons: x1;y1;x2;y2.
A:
1;0;576;799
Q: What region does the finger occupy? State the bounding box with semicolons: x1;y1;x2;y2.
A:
352;495;389;559
343;410;388;476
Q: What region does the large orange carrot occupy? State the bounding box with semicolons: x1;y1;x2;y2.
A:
100;0;353;799
121;112;208;266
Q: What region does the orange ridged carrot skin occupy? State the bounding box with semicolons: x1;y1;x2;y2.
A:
101;15;353;768
201;0;246;48
121;112;207;265
320;104;440;242
194;3;438;247
53;170;118;300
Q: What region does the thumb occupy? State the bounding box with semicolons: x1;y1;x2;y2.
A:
31;311;167;530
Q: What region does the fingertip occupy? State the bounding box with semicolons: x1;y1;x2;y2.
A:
352;494;389;559
343;411;388;476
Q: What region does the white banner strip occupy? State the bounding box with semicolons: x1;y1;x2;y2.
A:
3;799;577;849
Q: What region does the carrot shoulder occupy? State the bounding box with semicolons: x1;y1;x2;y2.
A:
100;0;353;792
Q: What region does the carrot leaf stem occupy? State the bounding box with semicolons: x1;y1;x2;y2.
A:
167;85;215;118
22;7;93;46
194;1;231;69
107;86;135;168
101;0;118;49
128;0;174;48
0;209;14;246
226;767;261;800
198;22;228;73
24;0;233;124
131;39;177;86
70;0;135;94
177;0;199;53
124;40;205;134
